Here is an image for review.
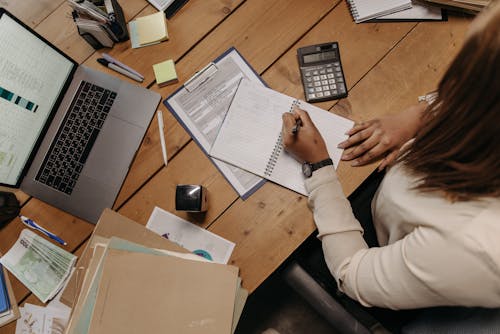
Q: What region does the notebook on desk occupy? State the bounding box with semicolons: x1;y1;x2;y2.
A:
0;9;161;224
209;79;354;196
346;0;412;23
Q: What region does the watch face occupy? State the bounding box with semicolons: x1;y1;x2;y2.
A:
302;163;312;178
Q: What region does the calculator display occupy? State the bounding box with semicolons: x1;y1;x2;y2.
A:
303;51;338;64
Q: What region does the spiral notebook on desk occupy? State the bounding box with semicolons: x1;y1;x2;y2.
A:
210;79;354;196
347;0;412;23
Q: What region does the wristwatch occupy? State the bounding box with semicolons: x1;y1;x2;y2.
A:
302;158;333;178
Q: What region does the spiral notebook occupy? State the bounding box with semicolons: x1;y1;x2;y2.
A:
210;79;354;196
346;0;412;23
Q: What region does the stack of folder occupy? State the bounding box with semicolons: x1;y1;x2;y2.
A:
61;209;247;334
0;261;20;328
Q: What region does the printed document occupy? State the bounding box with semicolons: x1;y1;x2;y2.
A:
165;48;265;199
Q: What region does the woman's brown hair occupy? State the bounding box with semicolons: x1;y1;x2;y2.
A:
400;3;500;201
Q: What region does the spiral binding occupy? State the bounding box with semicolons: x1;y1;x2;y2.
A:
263;100;300;177
346;0;359;21
264;132;283;177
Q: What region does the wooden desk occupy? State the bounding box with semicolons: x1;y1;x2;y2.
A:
0;0;472;332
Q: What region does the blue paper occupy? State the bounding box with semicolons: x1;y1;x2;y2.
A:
0;264;10;313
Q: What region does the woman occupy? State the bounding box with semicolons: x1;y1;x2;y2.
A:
281;2;499;310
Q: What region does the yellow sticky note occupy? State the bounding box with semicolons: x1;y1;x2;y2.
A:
153;59;178;87
136;12;168;46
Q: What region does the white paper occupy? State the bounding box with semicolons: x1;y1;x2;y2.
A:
210;79;353;196
146;207;235;264
15;303;70;334
165;49;265;198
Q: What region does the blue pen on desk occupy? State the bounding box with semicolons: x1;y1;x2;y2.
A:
19;215;67;246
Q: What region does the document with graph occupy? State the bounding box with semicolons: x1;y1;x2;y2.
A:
210;79;354;196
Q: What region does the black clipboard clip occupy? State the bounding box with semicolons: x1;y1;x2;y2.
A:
184;62;219;92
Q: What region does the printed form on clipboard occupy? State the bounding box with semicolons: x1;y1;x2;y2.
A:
164;48;266;199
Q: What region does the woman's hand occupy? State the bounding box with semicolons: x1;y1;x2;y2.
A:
338;103;427;170
282;108;330;163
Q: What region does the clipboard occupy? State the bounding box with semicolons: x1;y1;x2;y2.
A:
163;47;267;199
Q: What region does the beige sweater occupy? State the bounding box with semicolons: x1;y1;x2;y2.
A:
305;163;500;310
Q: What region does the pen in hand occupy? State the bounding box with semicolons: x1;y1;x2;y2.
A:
291;118;302;135
19;215;67;246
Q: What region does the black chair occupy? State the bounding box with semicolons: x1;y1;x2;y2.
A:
282;170;500;334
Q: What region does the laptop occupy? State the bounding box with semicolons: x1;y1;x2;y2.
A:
0;9;161;223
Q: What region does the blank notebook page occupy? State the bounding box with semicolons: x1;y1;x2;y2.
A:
347;0;412;22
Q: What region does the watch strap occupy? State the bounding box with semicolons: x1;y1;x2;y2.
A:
311;158;334;172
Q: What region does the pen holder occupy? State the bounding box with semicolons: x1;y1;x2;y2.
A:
175;185;208;212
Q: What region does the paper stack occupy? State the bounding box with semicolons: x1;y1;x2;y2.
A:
421;0;491;13
0;262;20;328
0;229;77;303
129;12;169;49
346;0;447;22
62;209;247;334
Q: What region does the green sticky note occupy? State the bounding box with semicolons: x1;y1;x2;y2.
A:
153;59;178;87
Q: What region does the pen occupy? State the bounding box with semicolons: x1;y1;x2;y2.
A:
157;110;168;166
291;118;302;135
97;58;144;83
19;215;67;246
101;53;144;80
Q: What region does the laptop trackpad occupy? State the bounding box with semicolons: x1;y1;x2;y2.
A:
82;116;143;187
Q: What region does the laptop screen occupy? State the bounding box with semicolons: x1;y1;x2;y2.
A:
0;11;75;186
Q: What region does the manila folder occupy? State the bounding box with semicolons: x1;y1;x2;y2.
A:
88;248;239;334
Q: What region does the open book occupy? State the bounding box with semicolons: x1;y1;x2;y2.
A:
210;79;354;196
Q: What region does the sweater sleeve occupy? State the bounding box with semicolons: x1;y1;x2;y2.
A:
304;166;474;310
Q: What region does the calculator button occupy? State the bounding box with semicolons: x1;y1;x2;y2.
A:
308;93;316;99
307;83;314;88
327;74;334;79
315;87;323;92
326;64;332;68
304;71;312;77
324;91;331;96
335;66;342;72
330;83;336;89
308;88;315;93
333;62;340;66
314;82;321;87
320;75;327;80
319;69;326;74
312;70;319;75
326;68;333;73
305;77;313;82
336;77;344;83
313;76;320;81
321;80;328;85
328;79;336;84
316;92;324;97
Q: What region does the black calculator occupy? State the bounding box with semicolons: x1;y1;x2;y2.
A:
297;42;347;103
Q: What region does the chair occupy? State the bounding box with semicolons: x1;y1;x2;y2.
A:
281;170;500;334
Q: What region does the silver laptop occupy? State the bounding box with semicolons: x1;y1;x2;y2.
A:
0;9;160;223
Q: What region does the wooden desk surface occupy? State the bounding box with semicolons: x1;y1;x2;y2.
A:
0;0;472;331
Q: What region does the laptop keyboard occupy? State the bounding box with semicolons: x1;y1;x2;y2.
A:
35;81;117;195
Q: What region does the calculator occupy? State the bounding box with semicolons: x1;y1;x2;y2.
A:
297;42;347;103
